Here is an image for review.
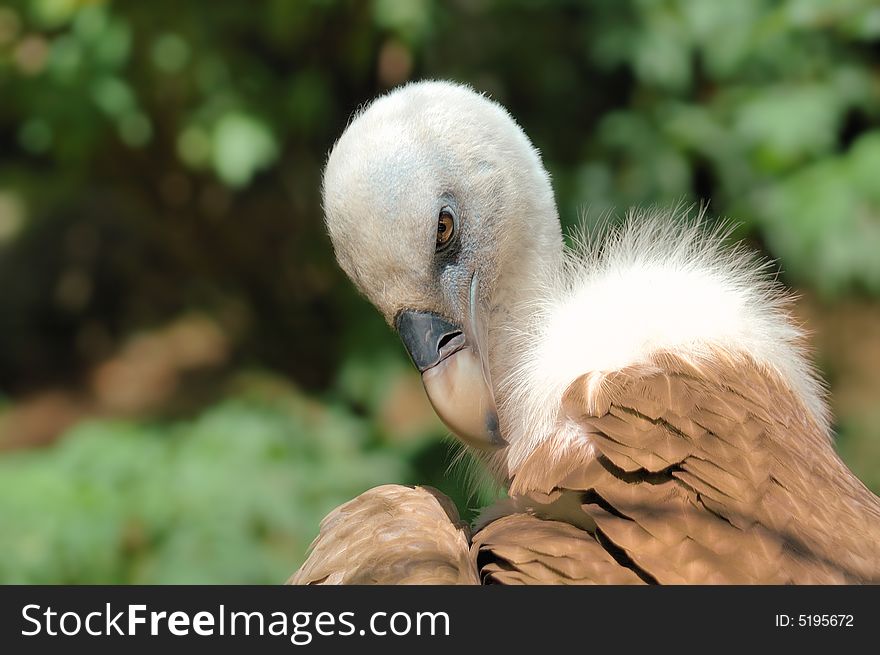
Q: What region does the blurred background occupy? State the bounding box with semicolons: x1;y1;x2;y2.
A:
1;0;879;583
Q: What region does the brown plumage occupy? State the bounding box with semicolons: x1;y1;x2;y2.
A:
291;81;880;585
290;485;477;585
477;352;880;584
291;356;880;584
293;352;880;584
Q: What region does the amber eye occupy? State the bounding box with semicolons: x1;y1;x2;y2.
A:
436;209;455;250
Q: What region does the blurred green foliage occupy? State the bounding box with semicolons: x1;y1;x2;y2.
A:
1;0;879;582
0;391;407;583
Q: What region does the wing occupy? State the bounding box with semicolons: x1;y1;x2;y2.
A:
477;352;880;584
288;484;479;585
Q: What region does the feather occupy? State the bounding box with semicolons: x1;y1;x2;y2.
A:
289;485;477;585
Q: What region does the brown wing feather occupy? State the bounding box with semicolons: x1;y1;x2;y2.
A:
288;485;478;585
487;352;880;584
472;512;645;584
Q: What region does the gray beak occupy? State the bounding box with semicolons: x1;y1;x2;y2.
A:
396;310;504;449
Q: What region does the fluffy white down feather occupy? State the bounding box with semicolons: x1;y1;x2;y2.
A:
493;208;830;472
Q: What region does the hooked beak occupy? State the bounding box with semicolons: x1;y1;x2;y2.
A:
395;282;504;450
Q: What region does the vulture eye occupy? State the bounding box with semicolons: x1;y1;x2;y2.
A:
436;208;455;251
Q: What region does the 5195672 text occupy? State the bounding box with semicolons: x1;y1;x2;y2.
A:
775;614;854;628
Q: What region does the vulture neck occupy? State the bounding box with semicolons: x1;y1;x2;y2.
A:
485;214;567;480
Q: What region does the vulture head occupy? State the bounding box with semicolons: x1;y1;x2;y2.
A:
324;81;564;456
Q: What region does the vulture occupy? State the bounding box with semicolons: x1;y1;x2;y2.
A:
291;80;880;585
